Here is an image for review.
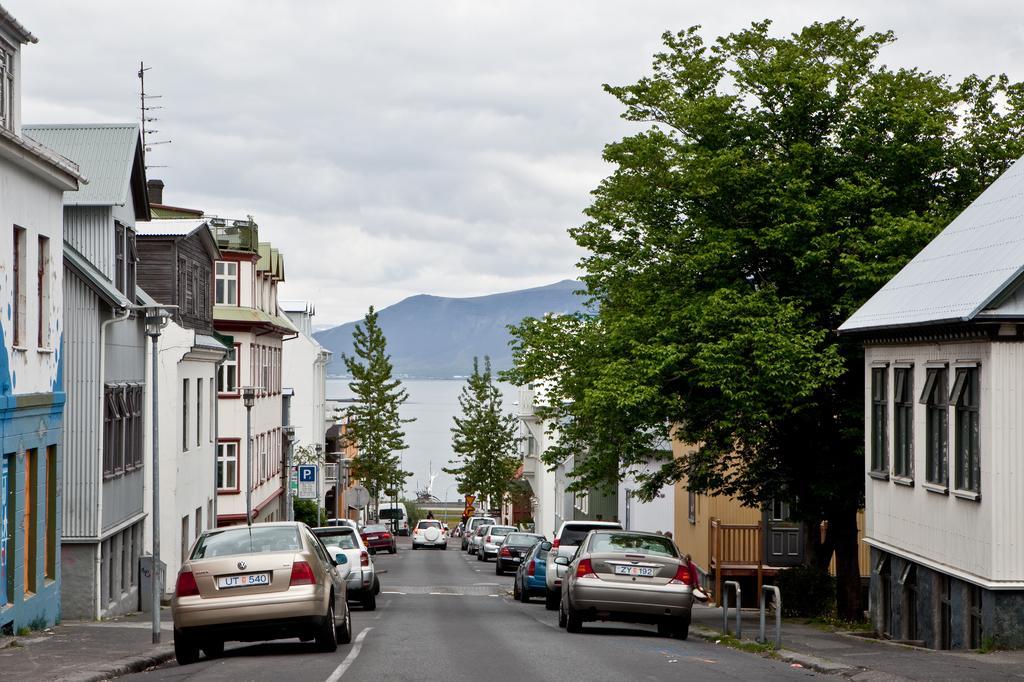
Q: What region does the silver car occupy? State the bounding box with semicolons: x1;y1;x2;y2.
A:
556;530;694;639
312;526;378;611
476;525;516;562
468;523;491;556
544;520;622;609
462;516;497;551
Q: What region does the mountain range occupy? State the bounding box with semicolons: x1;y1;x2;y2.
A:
313;279;586;378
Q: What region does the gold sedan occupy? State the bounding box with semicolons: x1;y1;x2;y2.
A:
171;522;352;665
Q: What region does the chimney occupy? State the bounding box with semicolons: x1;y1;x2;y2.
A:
147;178;165;205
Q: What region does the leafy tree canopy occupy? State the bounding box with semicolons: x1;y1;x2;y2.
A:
505;18;1024;617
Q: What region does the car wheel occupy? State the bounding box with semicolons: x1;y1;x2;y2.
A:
373;577;381;595
389;545;397;554
315;601;339;652
201;639;224;659
545;589;559;611
674;617;690;641
495;563;503;575
519;582;531;604
412;543;419;550
361;590;377;611
558;599;568;628
513;578;521;600
476;550;483;562
174;631;200;666
337;606;353;645
565;603;583;634
461;540;467;551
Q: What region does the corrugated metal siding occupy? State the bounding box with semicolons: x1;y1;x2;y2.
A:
989;342;1024;581
63;269;101;538
101;471;144;532
64;206;112;279
864;341;995;579
22;124;138;206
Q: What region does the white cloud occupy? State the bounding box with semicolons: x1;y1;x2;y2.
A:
12;0;1024;324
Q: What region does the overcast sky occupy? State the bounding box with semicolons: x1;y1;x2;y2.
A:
13;1;1024;327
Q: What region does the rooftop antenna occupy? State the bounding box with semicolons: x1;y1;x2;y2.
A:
138;61;170;169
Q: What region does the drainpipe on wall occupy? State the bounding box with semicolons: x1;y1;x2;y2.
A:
95;305;131;620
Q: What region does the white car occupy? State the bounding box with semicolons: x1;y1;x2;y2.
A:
313;526;379;610
544;520;622;609
411;520;448;550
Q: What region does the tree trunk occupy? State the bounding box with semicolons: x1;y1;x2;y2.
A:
829;507;863;620
803;517;834;573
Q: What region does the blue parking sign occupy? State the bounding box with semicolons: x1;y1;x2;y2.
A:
298;465;317;482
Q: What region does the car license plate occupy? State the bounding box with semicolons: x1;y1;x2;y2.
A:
513;557;522;562
217;572;270;589
614;565;654;577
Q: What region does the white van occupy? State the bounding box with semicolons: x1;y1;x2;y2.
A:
378;502;410;536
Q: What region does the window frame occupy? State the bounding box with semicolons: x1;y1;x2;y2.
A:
952;366;981;496
214;260;238;306
12;225;25;347
182;378;190;452
217;439;241;492
114;223;126;295
921;366;948;488
892;366;914;481
870;366;889;477
37;235;50;349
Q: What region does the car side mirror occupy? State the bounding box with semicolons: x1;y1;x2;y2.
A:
554;556;569;566
335;553;348;565
540;541;552;552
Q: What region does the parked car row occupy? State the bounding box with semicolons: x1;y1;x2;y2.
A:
170;520;395;666
511;520;697;640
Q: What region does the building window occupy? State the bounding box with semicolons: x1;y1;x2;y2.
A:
198;265;210;319
196;378;203;448
181;516;189;564
0;47;13;130
951;367;980;494
114;223;125;295
217;441;238;490
920;367;948;486
688;490;696;524
12;226;25;346
184;262;195;316
37;235;50;348
130;385;144;468
215;261;237;305
125;228;137;303
209;380;215;443
24;448;37;595
45;446;56;580
103;385;121;476
871;367;888;475
182;378;190;452
219;345;239;394
893;367;913;479
195;506;202;544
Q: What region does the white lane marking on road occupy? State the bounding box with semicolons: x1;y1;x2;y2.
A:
429;592;456;595
473;582;500;586
380;591;406;594
326;627;372;682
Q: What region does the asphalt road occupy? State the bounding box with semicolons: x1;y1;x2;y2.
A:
125;537;818;681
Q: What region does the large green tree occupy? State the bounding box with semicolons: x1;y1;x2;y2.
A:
506;19;1024;618
446;357;521;512
343;306;413;517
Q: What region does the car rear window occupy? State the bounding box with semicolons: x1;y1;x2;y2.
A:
192;526;302;559
315;530;359;549
363;525;388;533
489;526;515;536
559;524;621;547
469;518;496;531
506;533;542;547
418;521;442;529
587;532;679;557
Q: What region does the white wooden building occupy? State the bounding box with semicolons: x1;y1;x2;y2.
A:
841;157;1024;649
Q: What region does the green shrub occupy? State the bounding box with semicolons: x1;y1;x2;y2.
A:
774;566;835;617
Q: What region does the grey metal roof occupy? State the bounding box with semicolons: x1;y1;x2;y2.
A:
63;241;130;309
137;218;209;237
840;158;1024;332
22;124;141;207
0;5;37;43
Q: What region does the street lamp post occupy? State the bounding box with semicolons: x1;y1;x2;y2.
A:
282;425;295;522
314;443;323;525
144;309;168;645
241;386;257;525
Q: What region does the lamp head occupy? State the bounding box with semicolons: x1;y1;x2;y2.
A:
241;385;257;408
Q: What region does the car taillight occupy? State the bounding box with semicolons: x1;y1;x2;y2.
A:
175;571;199;597
289;560;316;586
670;563;694;586
552;538;560;549
499;546;511;557
382;533;391;539
576;558;596;579
486;535;492;543
360;550;369;567
527;559;536;576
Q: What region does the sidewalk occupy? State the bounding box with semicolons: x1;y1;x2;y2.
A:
0;610;174;682
689;603;1024;680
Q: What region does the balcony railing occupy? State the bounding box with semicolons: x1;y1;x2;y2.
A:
212;218;259;252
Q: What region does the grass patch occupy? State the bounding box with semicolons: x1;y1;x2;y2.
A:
795;615;873;632
711;633;779;656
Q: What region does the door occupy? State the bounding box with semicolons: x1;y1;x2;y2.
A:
762;500;804;567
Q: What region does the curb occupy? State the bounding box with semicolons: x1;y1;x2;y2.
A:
56;645;175;682
691;625;860;678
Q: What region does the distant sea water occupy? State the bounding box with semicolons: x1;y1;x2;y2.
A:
326;378;519;502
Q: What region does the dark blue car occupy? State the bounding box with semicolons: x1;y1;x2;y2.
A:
513;539;551;603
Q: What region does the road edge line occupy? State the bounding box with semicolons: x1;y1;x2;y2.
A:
325;626;372;682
